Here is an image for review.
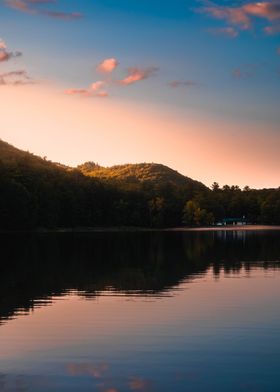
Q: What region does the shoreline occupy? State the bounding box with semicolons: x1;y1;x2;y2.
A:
168;225;280;232
1;225;280;234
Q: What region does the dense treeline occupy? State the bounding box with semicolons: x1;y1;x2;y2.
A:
189;183;280;226
0;140;279;230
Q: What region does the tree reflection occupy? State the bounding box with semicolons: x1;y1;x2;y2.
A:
0;230;279;324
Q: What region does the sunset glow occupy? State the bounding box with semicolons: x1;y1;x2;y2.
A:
1;4;280;390
0;0;279;188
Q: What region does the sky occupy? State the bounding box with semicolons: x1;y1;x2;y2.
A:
0;0;279;188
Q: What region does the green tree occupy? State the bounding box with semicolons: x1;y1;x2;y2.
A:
149;197;166;227
182;200;198;226
211;182;220;191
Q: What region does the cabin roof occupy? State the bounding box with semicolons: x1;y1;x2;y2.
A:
221;217;246;222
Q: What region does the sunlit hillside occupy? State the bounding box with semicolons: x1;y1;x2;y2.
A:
77;162;206;193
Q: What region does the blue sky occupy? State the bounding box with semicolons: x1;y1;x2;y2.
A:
1;1;280;122
0;0;279;187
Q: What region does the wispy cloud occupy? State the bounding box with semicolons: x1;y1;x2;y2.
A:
0;70;34;85
118;66;159;86
207;26;239;38
96;91;109;97
168;80;200;88
277;46;280;54
232;64;257;79
66;61;159;99
5;0;83;19
66;362;109;378
97;58;119;74
0;41;35;85
5;0;31;12
91;81;106;91
64;88;88;96
26;0;56;3
0;39;7;49
264;23;280;34
0;51;22;62
201;1;280;34
0;40;22;62
41;10;82;20
65;80;108;98
90;80;108;97
201;4;251;30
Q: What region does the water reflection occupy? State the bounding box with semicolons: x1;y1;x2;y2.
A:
0;230;279;324
1;230;280;392
0;372;154;392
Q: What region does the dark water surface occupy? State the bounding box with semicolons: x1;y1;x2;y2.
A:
0;230;280;392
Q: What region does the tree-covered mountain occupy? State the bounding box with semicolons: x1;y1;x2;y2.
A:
0;139;205;229
78;162;206;192
0;139;279;230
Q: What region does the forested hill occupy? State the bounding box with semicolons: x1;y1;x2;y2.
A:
77;162;206;192
0;139;279;230
0;139;68;171
0;139;207;230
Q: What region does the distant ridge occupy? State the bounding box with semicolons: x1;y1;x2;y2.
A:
0;139;35;162
0;139;206;192
0;139;69;170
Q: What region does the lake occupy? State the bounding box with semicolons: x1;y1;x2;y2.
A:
0;230;280;392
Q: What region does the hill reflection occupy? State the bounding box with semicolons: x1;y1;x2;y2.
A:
0;230;280;324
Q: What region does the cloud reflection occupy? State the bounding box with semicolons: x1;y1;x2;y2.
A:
66;362;109;378
128;377;152;391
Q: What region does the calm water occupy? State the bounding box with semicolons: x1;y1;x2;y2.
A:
0;230;280;392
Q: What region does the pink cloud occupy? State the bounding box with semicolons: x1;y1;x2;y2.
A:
232;64;257;79
208;27;239;38
168;80;199;88
66;362;109;378
201;1;280;32
65;81;109;98
91;81;106;91
264;23;280;34
96;91;108;98
243;1;280;21
5;0;83;19
26;0;55;3
97;58;119;74
41;10;83;20
0;49;22;62
202;6;251;29
0;70;34;85
65;88;89;96
67;64;158;96
119;66;159;86
5;0;30;12
0;51;10;62
0;40;7;49
0;70;28;78
0;41;33;85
